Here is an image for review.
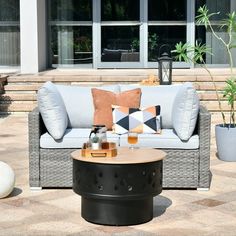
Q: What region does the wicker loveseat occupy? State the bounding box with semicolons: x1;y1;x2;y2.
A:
28;83;211;190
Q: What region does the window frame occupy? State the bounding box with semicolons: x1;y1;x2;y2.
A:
0;0;20;68
48;0;236;69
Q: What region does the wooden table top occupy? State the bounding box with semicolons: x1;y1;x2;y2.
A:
71;148;166;164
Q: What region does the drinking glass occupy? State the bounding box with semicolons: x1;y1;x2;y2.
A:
127;132;138;149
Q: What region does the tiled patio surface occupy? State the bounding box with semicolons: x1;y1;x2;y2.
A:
0;114;236;236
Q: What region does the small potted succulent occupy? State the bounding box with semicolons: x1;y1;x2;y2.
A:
90;135;100;150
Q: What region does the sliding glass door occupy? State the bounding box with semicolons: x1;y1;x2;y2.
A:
49;0;235;68
195;0;232;65
97;0;189;68
49;0;93;68
148;0;188;67
0;0;20;67
97;0;142;68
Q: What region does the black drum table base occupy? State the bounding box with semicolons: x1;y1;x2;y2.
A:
73;159;162;226
82;197;153;226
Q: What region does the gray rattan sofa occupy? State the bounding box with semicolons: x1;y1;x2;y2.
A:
28;83;211;190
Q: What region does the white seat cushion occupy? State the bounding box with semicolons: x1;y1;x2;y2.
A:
119;129;199;149
40;129;120;149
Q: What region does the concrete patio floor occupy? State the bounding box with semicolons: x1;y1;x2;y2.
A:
0;114;236;236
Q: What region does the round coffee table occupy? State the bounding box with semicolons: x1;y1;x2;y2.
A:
72;148;165;226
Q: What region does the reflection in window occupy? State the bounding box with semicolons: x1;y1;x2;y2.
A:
101;0;139;21
0;0;19;21
148;26;186;62
0;0;20;66
195;0;231;64
149;0;187;21
101;26;139;62
196;25;229;64
196;0;230;21
51;26;92;65
49;0;92;21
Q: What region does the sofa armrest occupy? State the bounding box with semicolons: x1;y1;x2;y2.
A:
28;107;45;187
197;105;211;188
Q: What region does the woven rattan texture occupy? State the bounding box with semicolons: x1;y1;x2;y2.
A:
28;105;211;189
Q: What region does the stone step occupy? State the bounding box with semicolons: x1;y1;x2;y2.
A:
198;93;225;101
0;93;37;101
1;68;234;113
5;80;227;90
7;74;229;83
0;101;37;112
201;101;236;111
194;82;225;91
0;90;225;101
4;84;41;91
196;76;230;82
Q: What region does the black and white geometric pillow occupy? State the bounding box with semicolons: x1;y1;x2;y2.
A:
112;105;161;134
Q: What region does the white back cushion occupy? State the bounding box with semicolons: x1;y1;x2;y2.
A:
37;81;68;140
56;85;120;128
119;84;181;128
172;82;199;141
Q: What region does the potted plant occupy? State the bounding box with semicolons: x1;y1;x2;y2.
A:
216;78;236;161
90;135;100;150
173;5;236;161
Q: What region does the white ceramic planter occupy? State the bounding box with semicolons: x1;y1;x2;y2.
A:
91;143;100;150
215;124;236;162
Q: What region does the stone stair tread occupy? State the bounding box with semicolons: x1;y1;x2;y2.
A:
4;84;42;91
0;69;233;113
0;93;37;101
0;102;37;112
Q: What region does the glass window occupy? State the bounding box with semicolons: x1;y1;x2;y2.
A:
196;25;229;64
148;26;186;62
101;0;139;21
50;0;92;21
0;0;20;66
51;26;92;65
196;0;231;21
149;0;187;21
195;0;231;64
49;0;93;67
101;26;139;62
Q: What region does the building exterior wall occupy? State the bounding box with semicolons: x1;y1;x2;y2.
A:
20;0;47;73
0;0;235;73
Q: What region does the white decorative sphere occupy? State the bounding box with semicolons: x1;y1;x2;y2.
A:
0;161;15;198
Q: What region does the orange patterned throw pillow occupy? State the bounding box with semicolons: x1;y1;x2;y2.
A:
92;88;141;130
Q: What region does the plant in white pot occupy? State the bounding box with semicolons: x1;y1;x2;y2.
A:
216;79;236;161
173;5;236;161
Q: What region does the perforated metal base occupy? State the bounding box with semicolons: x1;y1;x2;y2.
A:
73;159;162;225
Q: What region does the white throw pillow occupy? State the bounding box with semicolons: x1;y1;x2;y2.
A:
56;85;120;128
172;82;199;141
37;81;68;140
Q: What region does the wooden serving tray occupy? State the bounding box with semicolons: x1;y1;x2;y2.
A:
81;142;117;158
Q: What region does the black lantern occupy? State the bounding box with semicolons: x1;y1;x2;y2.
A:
158;46;173;85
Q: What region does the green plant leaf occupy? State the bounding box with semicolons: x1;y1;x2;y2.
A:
172;42;191;63
196;5;220;28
